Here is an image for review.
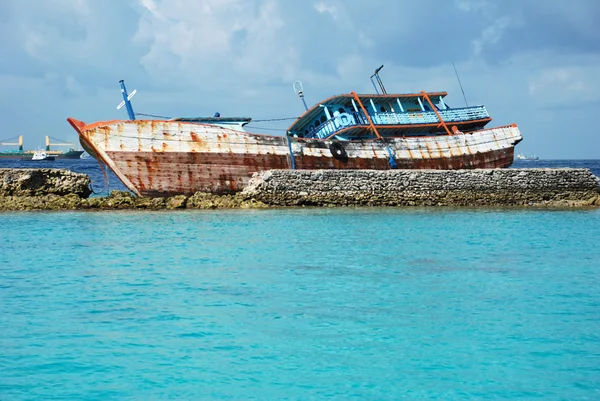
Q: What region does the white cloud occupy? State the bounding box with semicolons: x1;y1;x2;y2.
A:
456;0;521;57
358;31;374;49
472;16;513;55
456;0;491;13
134;0;292;86
139;0;160;16
23;30;46;60
0;0;599;157
314;2;339;20
529;64;600;104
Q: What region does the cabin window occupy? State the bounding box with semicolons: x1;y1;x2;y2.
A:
380;106;387;113
338;108;346;114
320;115;327;123
315;120;320;127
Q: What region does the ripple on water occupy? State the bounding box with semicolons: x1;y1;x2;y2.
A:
0;208;599;399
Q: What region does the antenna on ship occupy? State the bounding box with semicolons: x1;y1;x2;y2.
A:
452;62;469;107
370;65;387;95
117;80;137;120
293;81;309;111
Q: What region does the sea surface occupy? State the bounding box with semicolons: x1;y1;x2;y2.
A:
1;159;600;399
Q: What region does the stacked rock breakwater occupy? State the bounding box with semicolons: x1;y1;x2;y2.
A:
1;168;599;211
242;169;600;207
1;168;92;198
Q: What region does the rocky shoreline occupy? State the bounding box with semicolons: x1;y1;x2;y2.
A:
1;168;599;211
0;191;268;211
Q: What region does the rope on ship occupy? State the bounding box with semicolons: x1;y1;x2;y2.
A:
90;160;110;195
286;135;296;170
252;117;298;122
135;112;297;134
384;145;398;169
136;113;172;119
245;117;298;132
135;113;299;123
244;126;288;132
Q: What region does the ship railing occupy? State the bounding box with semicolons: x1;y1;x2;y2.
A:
305;106;489;139
307;111;366;139
438;106;489;122
309;119;339;139
373;111;438;125
373;106;489;125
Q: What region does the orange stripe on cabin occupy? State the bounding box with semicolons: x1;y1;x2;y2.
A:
420;91;452;136
351;91;382;140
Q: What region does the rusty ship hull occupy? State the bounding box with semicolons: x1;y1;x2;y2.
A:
67;118;522;197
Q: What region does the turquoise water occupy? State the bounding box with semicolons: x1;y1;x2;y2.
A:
1;208;600;399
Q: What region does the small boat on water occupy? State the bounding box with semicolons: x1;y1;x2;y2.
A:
516;153;539;161
1;135;83;159
29;150;55;161
67;69;523;197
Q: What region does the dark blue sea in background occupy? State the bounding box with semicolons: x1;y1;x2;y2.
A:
0;158;131;195
2;158;600;196
1;159;600;399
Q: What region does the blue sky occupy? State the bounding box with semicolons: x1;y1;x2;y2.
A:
1;0;599;158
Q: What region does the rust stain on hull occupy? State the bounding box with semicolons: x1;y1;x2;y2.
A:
69;119;522;197
106;147;515;197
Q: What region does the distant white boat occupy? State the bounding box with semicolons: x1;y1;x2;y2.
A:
31;150;55;161
516;153;539;161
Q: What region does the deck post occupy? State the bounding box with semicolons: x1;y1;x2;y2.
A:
351;92;397;169
439;96;447;110
320;105;332;120
286;134;297;170
351;92;382;140
369;99;378;114
396;98;404;112
119;80;136;121
421;91;452;136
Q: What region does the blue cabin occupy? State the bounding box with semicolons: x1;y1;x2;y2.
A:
287;91;491;140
